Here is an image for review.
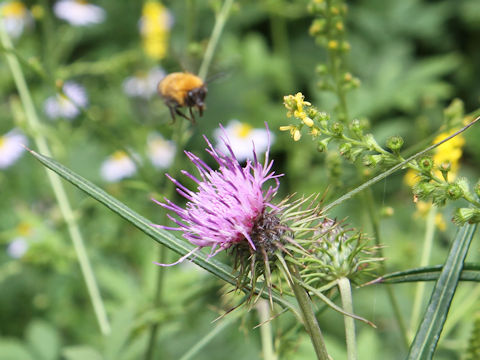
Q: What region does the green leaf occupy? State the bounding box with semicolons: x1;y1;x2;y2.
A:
62;346;104;360
0;340;34;360
368;263;480;284
407;223;478;360
25;320;60;360
27;149;295;311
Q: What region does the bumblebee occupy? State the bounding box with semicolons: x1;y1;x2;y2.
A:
158;72;207;124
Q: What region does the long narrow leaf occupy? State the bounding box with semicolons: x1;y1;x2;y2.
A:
27;149;295;310
407;224;477;360
364;263;480;285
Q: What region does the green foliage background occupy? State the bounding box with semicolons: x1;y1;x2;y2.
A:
1;0;480;359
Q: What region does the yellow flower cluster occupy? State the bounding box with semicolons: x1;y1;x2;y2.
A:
281;92;316;141
140;1;171;60
405;128;465;231
404;129;465;186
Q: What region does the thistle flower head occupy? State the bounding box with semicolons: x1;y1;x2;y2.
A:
153;123;283;265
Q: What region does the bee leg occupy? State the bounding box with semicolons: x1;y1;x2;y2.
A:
167;105;177;124
188;107;196;125
175;108;193;123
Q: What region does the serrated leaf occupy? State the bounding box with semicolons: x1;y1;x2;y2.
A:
407;223;478;360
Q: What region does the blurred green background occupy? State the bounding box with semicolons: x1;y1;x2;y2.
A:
1;0;480;359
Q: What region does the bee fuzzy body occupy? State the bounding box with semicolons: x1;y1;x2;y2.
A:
158;72;207;124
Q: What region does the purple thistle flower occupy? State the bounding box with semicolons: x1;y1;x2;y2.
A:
153;123;282;266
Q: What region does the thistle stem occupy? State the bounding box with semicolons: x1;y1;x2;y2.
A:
337;277;357;360
289;264;329;360
0;19;110;335
198;0;234;80
257;299;278;360
408;206;437;341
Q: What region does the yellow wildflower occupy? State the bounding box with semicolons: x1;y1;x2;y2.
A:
140;1;172;60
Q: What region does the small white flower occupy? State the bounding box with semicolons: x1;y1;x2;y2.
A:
7;237;28;259
123;67;166;99
147;133;175;169
100;151;137;182
1;1;32;38
44;81;88;120
214;120;273;162
53;0;105;26
0;128;28;169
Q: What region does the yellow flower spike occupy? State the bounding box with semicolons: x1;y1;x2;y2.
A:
335;21;344;31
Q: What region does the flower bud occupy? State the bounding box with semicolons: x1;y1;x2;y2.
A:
413;181;436;198
317;138;330;152
349;119;363;136
418;156;434;172
446;183;463;200
331;122;344;136
363;154;383;167
339;142;352;157
386;136;404;152
453;208;480;225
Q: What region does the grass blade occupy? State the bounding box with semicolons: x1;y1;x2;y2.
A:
406;223;477;360
365;263;480;284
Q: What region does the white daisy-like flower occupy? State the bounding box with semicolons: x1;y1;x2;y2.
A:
7;237;28;259
1;1;32;38
0;128;28;169
44;81;88;120
100;150;137;182
53;0;105;27
147;132;175;169
214;120;273;162
123;67;166;99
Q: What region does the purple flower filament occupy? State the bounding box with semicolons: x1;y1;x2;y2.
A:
153;123;282;266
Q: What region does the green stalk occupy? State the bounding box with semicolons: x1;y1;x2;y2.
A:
363;188;409;348
198;0;234;80
289;264;329;360
409;206;437;341
337;277;357;360
257;299;278;360
144;119;189;360
0;19;110;335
